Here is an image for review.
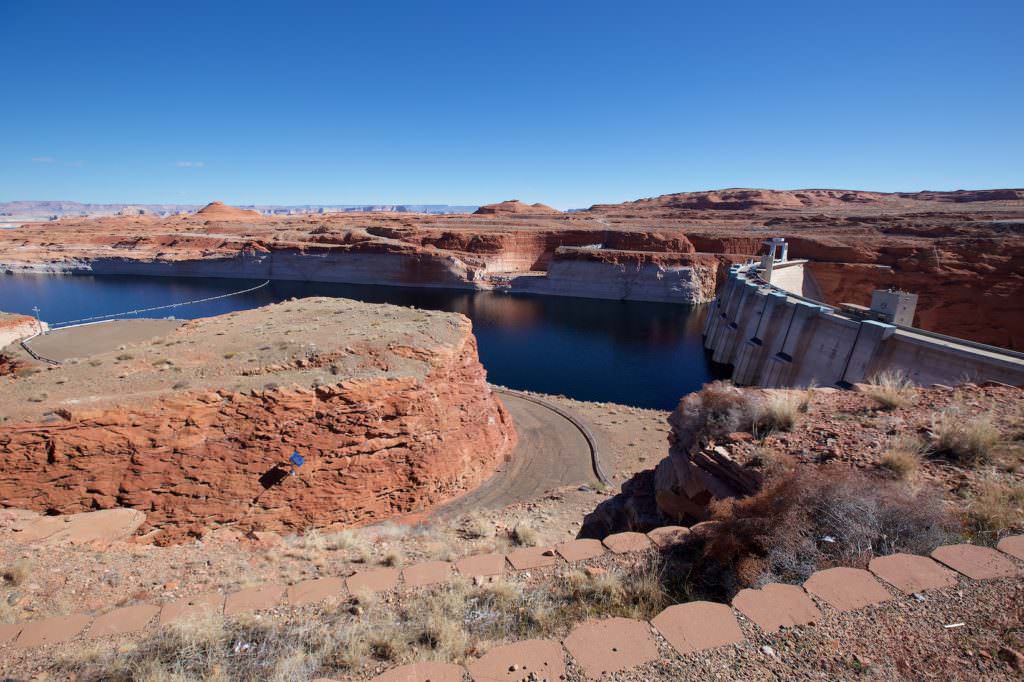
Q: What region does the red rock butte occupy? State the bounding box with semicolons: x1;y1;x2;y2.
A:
193;200;264;221
0;298;516;544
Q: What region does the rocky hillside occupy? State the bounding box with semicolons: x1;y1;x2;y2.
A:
0;299;516;544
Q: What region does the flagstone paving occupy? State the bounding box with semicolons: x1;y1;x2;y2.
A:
346;567;400;594
555;538;605;562
467;638;566;682
402;560;454;588
369;661;466;681
88;603;160;638
803;567;892;612
602;531;652;554
563;616;660;678
454;552;507;577
868;553;958;594
287;577;345;606
224;583;287;615
997;535;1024;561
651;601;743;655
731;583;821;633
506;546;559;570
158;591;225;626
2;531;1022;682
931;543;1020;580
15;613;92;648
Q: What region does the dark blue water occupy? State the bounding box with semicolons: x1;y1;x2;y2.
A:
0;274;723;409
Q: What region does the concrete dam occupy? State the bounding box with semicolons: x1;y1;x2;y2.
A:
703;239;1024;388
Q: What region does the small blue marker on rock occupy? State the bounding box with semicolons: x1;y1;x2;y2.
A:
290;450;304;475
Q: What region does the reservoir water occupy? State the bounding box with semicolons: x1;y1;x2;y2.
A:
0;274;724;410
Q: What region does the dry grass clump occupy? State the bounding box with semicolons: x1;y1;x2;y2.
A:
695;467;956;597
511;523;539;547
672;381;763;451
966;474;1024;541
879;435;926;479
757;390;807;432
2;558;31;586
863;370;916;410
380;549;404;567
460;512;494;539
931;407;1000;466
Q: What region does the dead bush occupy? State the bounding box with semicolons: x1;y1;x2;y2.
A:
863;370;916;410
966;475;1024;541
694;467;956;597
931;407;999;466
671;381;762;451
512;523;539;547
2;558;31;586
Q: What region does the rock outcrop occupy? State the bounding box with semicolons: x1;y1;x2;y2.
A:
474;199;561;215
0;298;516;543
193;200;263;221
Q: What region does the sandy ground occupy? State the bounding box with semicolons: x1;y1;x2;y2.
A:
25;319;183;361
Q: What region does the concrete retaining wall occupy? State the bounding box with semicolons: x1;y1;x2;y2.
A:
704;264;1024;388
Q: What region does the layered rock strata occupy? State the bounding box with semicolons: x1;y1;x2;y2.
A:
0;298;516;543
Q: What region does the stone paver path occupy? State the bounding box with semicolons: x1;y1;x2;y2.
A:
225;583;287;615
506;546;558;570
159;592;224;626
16;614;92;648
88;603;160;638
555;538;605;562
346;568;400;594
646;525;691;549
467;638;566;681
369;660;466;681
803;567;891;612
288;577;345;606
3;529;1023;682
602;531;652;554
868;553;958;594
651;601;743;655
931;543;1019;580
563;617;659;678
455;552;507;577
732;583;821;633
997;535;1024;561
403;561;454;588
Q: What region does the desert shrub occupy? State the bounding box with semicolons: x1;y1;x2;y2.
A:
2;558;31;586
694;467;956;597
931;407;999;465
879;435;926;479
966;475;1024;541
512;523;539;547
757;390;806;432
671;381;763;451
863;370;915;410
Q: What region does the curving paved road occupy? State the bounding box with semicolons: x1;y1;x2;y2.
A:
432;390;602;520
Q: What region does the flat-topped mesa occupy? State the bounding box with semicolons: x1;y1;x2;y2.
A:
0;298;516;544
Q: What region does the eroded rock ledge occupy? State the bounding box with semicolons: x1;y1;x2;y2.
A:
0;298;516;543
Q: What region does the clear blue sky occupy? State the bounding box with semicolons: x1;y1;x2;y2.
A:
1;1;1021;209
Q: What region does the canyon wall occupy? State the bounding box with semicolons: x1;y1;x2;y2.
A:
0;299;517;543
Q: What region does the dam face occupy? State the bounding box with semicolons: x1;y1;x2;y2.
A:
704;260;1024;388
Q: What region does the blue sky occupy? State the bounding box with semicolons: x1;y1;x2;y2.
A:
1;1;1021;209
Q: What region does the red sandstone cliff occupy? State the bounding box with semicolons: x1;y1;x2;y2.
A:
0;299;516;543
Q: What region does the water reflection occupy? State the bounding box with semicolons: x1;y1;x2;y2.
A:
0;274;725;409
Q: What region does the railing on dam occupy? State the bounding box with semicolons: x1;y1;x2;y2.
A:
703;262;1024;389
